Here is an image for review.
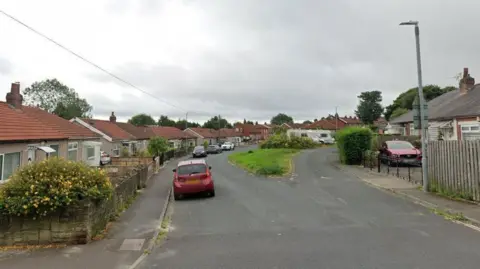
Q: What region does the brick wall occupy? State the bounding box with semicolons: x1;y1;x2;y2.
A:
0;161;158;246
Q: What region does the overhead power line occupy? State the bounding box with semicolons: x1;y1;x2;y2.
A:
0;9;210;115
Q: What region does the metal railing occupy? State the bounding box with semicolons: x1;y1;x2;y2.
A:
361;151;422;185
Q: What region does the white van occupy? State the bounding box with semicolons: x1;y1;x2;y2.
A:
286;129;335;144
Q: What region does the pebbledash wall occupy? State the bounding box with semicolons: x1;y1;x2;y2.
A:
0;159;158;246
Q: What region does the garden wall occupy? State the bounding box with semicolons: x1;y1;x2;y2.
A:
0;161;157;246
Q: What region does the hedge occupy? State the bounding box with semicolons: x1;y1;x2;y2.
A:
336;127;373;165
259;133;317;149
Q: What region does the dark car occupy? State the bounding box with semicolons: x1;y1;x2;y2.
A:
206;145;222;154
379;140;422;166
192;146;207;158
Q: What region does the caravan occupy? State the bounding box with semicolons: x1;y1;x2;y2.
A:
286;129;335;144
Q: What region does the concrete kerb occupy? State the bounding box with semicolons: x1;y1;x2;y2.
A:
329;160;480;229
128;187;172;269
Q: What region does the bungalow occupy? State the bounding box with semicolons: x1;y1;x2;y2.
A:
149;126;197;149
390;68;480;141
234;124;269;141
219;128;243;145
184;127;224;146
116;122;155;152
1;82;102;181
71;113;137;156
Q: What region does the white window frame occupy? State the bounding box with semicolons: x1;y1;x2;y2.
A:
85;145;96;161
49;144;60;157
0;152;21;182
113;145;120;157
461;124;480;133
68;142;78;161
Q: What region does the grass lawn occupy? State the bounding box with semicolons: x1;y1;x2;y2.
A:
228;148;299;176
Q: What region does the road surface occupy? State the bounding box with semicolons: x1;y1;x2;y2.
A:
138;147;480;269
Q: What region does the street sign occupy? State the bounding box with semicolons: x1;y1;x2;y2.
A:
412;95;428;129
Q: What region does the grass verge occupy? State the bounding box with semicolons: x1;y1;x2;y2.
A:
228;148;299;176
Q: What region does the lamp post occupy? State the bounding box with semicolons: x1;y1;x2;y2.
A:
400;20;429;192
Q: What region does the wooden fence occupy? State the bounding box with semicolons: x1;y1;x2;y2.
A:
428;140;480;201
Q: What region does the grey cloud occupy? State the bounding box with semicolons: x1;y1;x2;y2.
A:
0;57;13;75
92;0;479;122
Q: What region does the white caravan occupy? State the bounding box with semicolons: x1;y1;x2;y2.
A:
286;129;335;144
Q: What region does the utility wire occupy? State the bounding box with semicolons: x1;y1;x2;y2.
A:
0;9;211;115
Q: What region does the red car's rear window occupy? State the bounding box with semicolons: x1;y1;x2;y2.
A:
177;164;207;175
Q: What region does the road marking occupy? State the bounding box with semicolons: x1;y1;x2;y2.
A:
320;176;331;180
414;229;430;237
336;197;348;205
119;239;145;251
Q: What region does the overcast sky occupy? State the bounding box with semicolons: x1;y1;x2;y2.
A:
0;0;476;124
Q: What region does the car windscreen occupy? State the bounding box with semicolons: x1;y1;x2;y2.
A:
208;145;217;149
387;141;414;149
194;146;204;151
177;164;207;175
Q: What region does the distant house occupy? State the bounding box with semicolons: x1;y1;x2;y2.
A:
390;68;480;141
280;123;308;129
1;82;102;181
116;122;155;152
234;123;269;141
184;128;224;146
149;126;197;149
71;113;137;156
220;128;243;145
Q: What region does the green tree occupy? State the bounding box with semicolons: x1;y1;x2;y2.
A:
148;136;169;157
158;115;176;126
355;91;384;125
390;107;409;120
270;113;294;125
202;116;232;130
303;120;313;124
23;78;92;119
128;113;156;126
175;120;200;130
384;85;456;120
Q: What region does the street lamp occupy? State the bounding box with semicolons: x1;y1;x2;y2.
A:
400;20;429;192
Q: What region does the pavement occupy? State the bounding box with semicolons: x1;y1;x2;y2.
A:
0;158;179;269
136;146;480;269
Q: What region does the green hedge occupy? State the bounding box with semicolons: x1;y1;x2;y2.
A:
259;133;317;149
336;127;373;165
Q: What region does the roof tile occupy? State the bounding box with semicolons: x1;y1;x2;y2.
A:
83;119;136;140
150;126;195;139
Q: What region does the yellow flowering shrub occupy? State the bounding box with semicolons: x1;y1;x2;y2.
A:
0;157;113;217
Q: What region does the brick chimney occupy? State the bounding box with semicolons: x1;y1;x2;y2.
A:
109;112;116;122
459;67;475;94
6;82;23;108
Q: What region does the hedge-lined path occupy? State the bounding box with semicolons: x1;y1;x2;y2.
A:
0;159;178;269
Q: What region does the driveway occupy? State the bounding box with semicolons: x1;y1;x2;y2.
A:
138;147;480;269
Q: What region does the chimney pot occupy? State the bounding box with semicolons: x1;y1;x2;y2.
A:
464;68;469;78
109;112;117;123
6;82;23;108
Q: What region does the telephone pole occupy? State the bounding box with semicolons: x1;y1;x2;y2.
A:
335;106;338;132
185;112;188;151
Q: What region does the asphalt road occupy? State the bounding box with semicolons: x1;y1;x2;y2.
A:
138;146;480;269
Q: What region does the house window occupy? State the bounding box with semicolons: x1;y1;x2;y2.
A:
461;124;480;140
113;145;120;157
86;146;95;160
49;144;59;157
169;142;175;148
68;142;78;161
1;152;21;181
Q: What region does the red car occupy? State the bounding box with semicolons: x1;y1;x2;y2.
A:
172;159;215;200
379;140;422;166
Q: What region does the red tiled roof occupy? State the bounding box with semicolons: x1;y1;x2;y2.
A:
305;119;338;130
116;122;155;140
83;119;135;140
188;128;223;138
220;128;242;137
0;102;68;141
21;106;98;139
150;126;195;140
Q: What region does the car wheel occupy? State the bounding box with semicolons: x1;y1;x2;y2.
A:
210;190;215;197
174;193;182;200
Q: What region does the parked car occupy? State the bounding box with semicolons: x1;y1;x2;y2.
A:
221;141;235;151
100;151;111;165
172;159;215;200
192;145;207;158
206;145;222;154
379;140;422;166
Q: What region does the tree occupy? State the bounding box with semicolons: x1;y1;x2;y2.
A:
355;91;384;125
158;115;176;126
202;116;232;130
148;136;169;157
175;120;200;130
314;119;318;122
128;114;156;126
303;120;313;124
390;107;409;120
270;113;294;125
384;85;456;120
23;78;92;119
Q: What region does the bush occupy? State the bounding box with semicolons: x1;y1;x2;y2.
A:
121;147;130;157
260;133;317;149
256;164;284;175
203;140;209;149
0;158;113;218
136;149;152;158
336;127;373;165
148;136;169;157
